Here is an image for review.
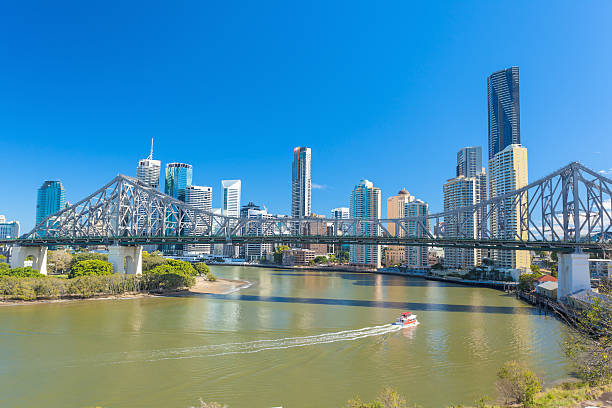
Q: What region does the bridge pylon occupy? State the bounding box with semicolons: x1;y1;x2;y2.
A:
557;249;590;301
10;246;48;275
108;245;143;275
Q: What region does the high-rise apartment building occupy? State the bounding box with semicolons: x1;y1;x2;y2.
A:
489;144;530;270
487;67;520;160
221;180;241;217
385;189;414;267
291;147;311;219
36;180;66;225
165;163;192;201
0;215;20;239
457;146;483;178
404;199;429;268
349;179;381;268
185;185;213;254
331;207;349;220
240;203;274;261
136;139;161;188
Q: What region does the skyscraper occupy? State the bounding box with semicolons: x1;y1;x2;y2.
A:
0;215;20;239
36;180;66;225
385;189;414;266
221;180;241;217
185;185;213;254
349;179;381;268
291;147;311;219
137;140;161;188
165;163;193;201
489;144;530;270
404;199;429;268
331;207;349;219
487;67;520;160
240;203;274;261
456;146;483;178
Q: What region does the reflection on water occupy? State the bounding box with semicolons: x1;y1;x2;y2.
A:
0;267;569;408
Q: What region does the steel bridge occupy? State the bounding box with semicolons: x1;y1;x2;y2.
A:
2;161;611;300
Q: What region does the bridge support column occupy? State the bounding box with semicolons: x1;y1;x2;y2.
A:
108;245;142;275
9;246;48;275
557;250;590;301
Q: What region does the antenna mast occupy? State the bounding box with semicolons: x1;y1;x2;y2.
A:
148;138;154;160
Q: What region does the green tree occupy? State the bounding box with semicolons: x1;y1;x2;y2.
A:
337;250;349;263
165;259;197;276
70;252;108;269
1;266;45;278
496;361;542;407
565;295;612;385
69;259;113;278
142;251;168;271
193;262;216;281
273;245;290;264
0;254;6;262
518;273;539;292
550;263;558;278
47;250;72;274
551;251;558;262
530;264;540;274
346;387;408;408
313;255;328;264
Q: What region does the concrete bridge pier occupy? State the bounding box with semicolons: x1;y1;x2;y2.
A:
10;246;48;275
108;245;143;275
557;250;590;301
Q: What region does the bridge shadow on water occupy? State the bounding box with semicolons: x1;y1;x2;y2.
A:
195;293;537;315
270;272;460;287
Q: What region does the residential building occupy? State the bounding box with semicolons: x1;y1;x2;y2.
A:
349;179;381;268
384;189;414;267
404;199;429;268
291;147;311;219
489;144;530;270
303;213;328;256
165;163;192;201
283;248;315;266
221;180;241;217
589;259;612;278
136;140;161;188
331;207;349;220
240;203;274;261
487;67;520;160
330;207;350;254
185;185;213;255
0;215;20;239
36;180;66;225
456;146;483;178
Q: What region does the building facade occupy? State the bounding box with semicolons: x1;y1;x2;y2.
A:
331;207;349;220
165;163;193;201
404;199;429;268
457;146;483;178
291;147;311;219
487;67;520;160
137;159;161;188
349;179;381;268
36;180;66;225
221;180;241;217
385;189;414;266
488;144;530;270
303;213;328;256
240;203;274;261
0;215;20;239
185;185;213;254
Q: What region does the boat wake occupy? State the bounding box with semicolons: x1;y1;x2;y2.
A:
97;324;405;365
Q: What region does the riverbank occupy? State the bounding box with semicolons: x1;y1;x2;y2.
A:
187;277;251;295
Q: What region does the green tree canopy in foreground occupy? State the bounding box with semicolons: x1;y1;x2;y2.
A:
69;259;113;278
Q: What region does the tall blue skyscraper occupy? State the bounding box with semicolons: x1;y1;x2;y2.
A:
36;180;66;225
487;66;520;160
165;163;193;201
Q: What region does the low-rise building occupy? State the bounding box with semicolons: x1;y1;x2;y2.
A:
283;249;315;266
536;281;558;299
589;259;612;278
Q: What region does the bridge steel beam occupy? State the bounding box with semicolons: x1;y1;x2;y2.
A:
9;246;48;275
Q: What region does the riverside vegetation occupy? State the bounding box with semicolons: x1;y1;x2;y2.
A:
0;250;214;301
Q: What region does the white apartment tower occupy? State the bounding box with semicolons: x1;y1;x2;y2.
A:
136;139;161;188
349;179;381;268
489;144;530;270
291;147;311;219
221;180;241;217
404;199;429;268
331;207;349;219
185;185;213;254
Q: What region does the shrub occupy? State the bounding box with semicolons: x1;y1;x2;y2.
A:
1;266;46;278
69;252;108;269
166;259;197;276
142;251;167;271
69;260;113;278
496;361;542;407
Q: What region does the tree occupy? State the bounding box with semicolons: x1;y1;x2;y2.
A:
69;260;113;278
70;252;108;269
142;251;168;271
518;273;539;292
313;255;328;264
530;264;540;274
0;254;6;262
193;262;216;281
550;263;558;278
496;361;541;407
1;266;45;278
338;251;349;263
346;387;408;408
564;295;612;385
551;251;558;262
273;245;290;264
47;250;72;274
165;259;197;276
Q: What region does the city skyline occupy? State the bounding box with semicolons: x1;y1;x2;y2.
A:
2;2;611;232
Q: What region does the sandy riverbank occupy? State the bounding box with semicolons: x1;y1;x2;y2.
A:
187;277;251;295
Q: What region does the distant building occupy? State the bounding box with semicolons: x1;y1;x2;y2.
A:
456;146;483;178
404;199;429;268
165;163;192;201
185;185;213;255
36;180;66;225
488;66;520;160
0;215;20;239
303;213;328;256
221;180;241;217
589;259;612;278
291;147;311;219
136;140;161;188
331;207;349;220
240;203;274;261
489;144;530;270
283;248;315;266
536;281;558;299
385;189;414;267
349;179;381;268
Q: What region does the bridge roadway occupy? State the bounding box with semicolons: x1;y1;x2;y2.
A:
1;235;610;253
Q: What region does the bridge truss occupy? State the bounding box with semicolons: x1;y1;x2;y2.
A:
5;162;612;253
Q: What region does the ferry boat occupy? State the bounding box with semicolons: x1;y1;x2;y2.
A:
393;312;418;327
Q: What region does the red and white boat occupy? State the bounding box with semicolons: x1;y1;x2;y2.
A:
393;312;418;327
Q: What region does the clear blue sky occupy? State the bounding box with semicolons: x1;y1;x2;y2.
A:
2;1;612;233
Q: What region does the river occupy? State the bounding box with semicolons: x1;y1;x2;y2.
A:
0;266;570;408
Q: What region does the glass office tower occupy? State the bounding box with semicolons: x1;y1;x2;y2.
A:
165;163;193;201
487;67;520;160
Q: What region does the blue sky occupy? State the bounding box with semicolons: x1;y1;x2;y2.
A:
2;1;612;233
